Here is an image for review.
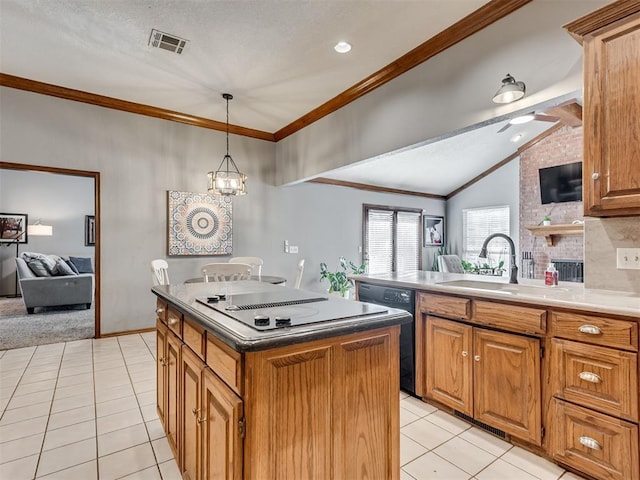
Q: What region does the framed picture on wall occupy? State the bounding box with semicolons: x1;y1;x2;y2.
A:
423;215;444;247
85;215;96;246
0;213;28;244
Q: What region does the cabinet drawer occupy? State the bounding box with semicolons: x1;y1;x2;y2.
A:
419;292;470;320
183;317;206;360
166;306;182;338
550;399;639;480
206;335;242;396
551;339;638;421
473;300;546;335
550;311;638;352
156;299;167;324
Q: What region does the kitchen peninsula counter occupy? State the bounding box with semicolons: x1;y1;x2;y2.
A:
152;280;410;480
352;271;640;318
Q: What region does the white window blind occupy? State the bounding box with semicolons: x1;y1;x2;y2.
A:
365;206;421;274
462;206;510;268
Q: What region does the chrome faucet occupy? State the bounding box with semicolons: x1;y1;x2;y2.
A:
478;233;518;284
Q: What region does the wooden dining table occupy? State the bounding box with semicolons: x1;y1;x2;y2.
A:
184;275;287;285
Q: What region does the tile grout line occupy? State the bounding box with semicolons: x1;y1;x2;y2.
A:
0;346;38;424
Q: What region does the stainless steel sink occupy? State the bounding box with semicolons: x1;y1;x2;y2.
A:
437;280;567;295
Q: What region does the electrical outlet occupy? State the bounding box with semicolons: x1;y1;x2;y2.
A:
284;240;289;253
616;248;640;270
289;246;299;254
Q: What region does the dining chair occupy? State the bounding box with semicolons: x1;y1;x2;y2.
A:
202;263;252;282
229;256;263;277
437;255;465;273
151;259;170;286
294;259;305;289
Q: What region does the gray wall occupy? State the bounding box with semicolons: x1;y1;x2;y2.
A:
446;159;520;263
0;87;444;334
0;170;94;295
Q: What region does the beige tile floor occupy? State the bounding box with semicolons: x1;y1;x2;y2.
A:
0;333;588;480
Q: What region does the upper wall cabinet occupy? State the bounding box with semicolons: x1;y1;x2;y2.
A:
565;4;640;217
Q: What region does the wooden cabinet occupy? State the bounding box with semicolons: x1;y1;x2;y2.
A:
244;327;400;480
425;316;542;445
166;328;182;462
181;346;205;480
156;320;168;429
202;368;243;480
565;6;640;216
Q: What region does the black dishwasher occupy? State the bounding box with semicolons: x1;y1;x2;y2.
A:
357;283;416;396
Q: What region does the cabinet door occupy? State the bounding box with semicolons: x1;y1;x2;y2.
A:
156;320;168;429
202;368;243;480
474;329;541;445
166;330;182;463
425;317;473;416
583;13;640;216
181;347;204;480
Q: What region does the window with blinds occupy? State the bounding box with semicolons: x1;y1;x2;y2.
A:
462;205;510;268
364;205;422;274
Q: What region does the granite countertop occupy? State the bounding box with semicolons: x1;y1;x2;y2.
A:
351;271;640;318
152;281;412;352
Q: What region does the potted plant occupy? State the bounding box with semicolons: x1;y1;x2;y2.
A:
542;215;551;226
320;256;365;299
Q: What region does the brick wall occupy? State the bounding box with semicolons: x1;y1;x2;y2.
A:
519;125;584;279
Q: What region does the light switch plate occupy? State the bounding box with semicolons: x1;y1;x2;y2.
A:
616;247;640;270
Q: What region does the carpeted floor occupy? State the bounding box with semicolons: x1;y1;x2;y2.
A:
0;297;94;350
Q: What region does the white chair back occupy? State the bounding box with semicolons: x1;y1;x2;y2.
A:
151;259;170;286
202;263;252;282
294;259;305;289
437;255;465;273
229;256;263;277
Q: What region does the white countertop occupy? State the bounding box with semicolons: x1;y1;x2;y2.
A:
351;271;640;318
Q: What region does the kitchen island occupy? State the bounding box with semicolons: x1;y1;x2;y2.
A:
152;280;411;480
352;271;640;480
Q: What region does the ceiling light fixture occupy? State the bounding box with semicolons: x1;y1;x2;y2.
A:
334;41;352;53
207;93;247;196
492;74;526;104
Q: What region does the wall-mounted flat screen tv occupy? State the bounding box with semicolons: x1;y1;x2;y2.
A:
539;161;582;204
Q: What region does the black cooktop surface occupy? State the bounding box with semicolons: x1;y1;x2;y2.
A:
196;290;388;331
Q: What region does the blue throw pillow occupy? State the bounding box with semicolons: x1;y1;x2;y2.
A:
69;256;93;274
65;259;80;274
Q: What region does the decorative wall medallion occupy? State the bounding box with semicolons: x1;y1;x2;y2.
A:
167;191;232;256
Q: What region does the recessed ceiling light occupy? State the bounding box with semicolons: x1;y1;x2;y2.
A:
334;41;352;53
509;113;535;125
510;133;523;143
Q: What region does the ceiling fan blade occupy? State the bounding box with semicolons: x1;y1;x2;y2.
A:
533;114;559;123
497;123;511;133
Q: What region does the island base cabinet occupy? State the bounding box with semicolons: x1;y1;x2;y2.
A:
244;326;400;480
164;327;182;464
181;347;204;480
549;399;639;480
157;320;168;429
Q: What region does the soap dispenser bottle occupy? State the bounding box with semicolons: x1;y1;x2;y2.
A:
545;263;558;286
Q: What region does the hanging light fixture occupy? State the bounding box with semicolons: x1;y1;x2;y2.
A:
492;74;526;104
208;93;247;196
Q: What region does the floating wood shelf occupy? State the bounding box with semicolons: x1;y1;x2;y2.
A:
526;223;584;246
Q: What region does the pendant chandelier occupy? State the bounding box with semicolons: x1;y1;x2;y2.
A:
207;93;247;196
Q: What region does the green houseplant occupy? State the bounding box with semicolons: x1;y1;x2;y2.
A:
320;256;366;298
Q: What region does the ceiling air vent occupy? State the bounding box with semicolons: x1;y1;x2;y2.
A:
149;29;188;55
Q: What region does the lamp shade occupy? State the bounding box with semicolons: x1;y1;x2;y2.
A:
492;74;526;104
27;224;53;236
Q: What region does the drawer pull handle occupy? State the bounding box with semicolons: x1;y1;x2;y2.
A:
461;351;468;357
579;436;602;450
168;317;179;326
578;372;602;383
578;325;602;335
155;307;165;314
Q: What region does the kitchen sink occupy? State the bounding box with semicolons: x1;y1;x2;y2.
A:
437;279;568;295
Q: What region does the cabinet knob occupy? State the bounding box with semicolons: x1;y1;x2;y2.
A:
461;351;468;357
155;307;164;314
592;172;600;180
474;355;481;362
158;357;166;367
578;324;602;335
578;371;602;384
579;436;602;450
168;317;179;325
